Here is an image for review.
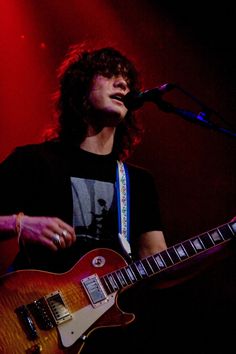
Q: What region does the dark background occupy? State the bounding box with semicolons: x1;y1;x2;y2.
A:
0;1;235;352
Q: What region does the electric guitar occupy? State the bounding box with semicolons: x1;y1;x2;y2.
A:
0;220;235;354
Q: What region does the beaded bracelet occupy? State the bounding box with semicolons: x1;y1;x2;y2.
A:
16;212;24;244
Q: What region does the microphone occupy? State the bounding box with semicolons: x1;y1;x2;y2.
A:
123;83;175;111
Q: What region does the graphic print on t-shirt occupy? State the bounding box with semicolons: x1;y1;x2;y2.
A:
71;177;116;242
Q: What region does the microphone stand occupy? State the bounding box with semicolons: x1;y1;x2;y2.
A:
153;86;236;139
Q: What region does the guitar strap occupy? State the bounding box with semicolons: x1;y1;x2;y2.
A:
116;161;132;259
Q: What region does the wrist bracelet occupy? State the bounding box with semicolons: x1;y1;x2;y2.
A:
16;212;25;244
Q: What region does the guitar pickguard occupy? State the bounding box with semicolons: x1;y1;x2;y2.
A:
58;293;116;347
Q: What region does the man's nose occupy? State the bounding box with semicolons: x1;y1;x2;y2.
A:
113;77;128;92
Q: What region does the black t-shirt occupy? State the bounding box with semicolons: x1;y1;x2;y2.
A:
0;141;162;272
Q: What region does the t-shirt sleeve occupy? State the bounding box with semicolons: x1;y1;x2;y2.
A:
129;165;163;237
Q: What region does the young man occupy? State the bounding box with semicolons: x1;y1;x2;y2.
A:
1;45;235;354
0;45;168;354
0;45;166;272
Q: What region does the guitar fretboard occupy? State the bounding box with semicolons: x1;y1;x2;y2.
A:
101;221;236;294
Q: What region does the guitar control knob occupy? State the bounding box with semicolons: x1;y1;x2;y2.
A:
92;256;105;267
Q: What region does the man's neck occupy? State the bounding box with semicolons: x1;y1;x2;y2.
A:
80;127;116;155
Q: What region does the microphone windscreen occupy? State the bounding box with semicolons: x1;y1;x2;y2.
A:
123;91;144;111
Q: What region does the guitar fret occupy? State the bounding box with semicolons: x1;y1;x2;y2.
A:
182;240;196;256
208;229;223;243
147;256;160;272
229;221;236;234
104;274;119;293
174;243;189;260
102;276;113;294
207;231;215;244
121;268;132;285
125;266;137;283
219;224;235;240
167;246;182;264
153;253;166;269
199;232;214;248
142;258;155;275
108;274;119;291
111;272;123;289
160;250;173;267
130;263;145;280
191;237;205;253
114;270;127;288
136;260;149;277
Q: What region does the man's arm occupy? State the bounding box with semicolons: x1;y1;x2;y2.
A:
138;230;167;258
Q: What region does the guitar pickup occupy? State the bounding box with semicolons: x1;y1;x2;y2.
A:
81;274;108;307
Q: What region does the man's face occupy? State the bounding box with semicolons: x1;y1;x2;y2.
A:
87;74;130;126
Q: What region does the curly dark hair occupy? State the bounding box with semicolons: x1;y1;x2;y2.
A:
52;44;143;160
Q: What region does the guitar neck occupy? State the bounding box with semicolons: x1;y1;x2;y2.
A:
101;221;236;294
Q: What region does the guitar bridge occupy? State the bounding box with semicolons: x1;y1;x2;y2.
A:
82;274;108;307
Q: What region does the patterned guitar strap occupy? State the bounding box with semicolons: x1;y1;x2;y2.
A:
116;161;132;259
